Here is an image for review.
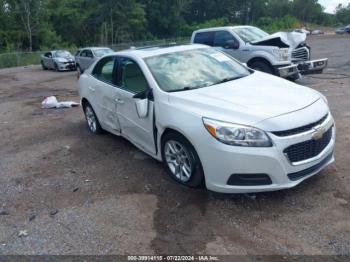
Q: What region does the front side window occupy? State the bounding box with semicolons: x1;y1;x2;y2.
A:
119;58;148;94
92;56;115;83
80;50;88;57
86;50;94;58
213;31;236;47
145;48;250;92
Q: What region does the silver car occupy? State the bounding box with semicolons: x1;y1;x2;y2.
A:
40;50;76;71
75;47;114;73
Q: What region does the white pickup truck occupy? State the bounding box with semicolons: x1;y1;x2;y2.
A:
191;26;328;80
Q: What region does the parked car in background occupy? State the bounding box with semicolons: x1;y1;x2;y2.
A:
75;47;114;73
335;25;350;34
311;29;324;35
294;28;311;35
78;44;335;193
191;26;328;80
40;50;76;71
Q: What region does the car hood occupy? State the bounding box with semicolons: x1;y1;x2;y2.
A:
168;71;321;126
251;32;306;49
55;56;75;62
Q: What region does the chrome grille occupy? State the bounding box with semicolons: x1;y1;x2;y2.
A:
292;47;309;62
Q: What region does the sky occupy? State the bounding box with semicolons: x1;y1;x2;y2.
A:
318;0;350;13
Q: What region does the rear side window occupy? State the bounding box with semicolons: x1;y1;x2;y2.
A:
92;56;116;83
193;31;214;46
213;31;236;47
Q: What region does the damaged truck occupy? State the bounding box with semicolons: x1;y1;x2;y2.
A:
191;26;328;80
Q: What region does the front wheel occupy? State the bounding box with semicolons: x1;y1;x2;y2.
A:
249;60;274;75
161;132;204;188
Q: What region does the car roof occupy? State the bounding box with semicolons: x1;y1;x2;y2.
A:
79;47;112;50
193;25;256;33
107;44;208;59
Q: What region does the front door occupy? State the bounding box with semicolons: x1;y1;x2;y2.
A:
213;30;246;62
114;57;156;155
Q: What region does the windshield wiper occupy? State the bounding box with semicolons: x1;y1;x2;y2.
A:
214;75;246;85
168;86;201;93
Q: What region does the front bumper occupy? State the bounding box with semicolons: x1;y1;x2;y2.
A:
200;114;335;194
275;64;300;79
57;62;76;71
297;58;328;75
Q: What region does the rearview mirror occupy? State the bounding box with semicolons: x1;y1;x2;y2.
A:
224;40;239;50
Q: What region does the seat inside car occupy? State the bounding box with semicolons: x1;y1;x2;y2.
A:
122;62;148;93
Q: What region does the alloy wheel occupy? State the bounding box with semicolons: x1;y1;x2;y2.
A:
85;106;97;133
164;140;193;182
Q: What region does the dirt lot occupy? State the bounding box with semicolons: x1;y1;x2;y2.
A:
0;35;349;257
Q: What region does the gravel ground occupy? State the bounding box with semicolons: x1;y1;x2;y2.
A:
0;34;349;257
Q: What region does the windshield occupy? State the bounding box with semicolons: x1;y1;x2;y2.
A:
232;27;269;43
145;48;250;92
93;48;113;57
54;51;72;58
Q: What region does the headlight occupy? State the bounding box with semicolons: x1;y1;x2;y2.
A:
203;118;272;147
272;48;289;61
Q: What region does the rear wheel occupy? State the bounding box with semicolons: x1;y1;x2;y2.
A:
41;61;48;70
83;103;103;134
77;64;83;74
54;62;59;72
161;132;204;188
250;60;274;75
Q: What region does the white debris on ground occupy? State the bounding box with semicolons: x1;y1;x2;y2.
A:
41;96;79;109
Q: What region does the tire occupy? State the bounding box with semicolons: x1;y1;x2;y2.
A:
249;60;274;75
161;132;204;188
41;61;48;70
54;63;59;72
77;64;83;74
83;103;103;134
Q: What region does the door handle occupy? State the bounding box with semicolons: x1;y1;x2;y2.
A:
115;98;125;104
88;86;95;92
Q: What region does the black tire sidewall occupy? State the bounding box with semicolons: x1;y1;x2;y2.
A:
250;61;273;75
41;61;47;70
161;132;204;188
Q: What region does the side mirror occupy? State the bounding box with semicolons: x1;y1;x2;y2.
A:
133;88;153;100
224;40;239;50
133;89;153;118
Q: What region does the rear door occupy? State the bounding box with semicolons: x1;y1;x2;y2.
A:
79;49;94;71
43;52;53;68
90;56;120;131
114;56;156;155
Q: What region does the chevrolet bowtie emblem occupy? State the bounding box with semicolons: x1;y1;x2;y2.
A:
312;127;326;140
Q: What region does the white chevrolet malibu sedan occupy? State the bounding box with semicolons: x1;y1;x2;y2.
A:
78;44;335;193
